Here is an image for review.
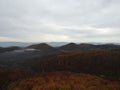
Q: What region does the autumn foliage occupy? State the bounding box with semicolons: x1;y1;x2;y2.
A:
0;48;120;90
8;72;120;90
28;49;120;77
0;70;34;89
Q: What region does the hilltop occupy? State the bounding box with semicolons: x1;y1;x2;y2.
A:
27;43;53;50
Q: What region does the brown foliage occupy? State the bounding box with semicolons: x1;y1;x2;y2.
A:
8;72;120;90
0;70;34;89
29;49;120;77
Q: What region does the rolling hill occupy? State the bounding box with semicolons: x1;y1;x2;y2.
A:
0;43;120;90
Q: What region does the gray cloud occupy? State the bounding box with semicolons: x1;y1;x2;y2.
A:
0;0;120;42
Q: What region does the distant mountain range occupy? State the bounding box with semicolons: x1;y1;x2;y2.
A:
0;42;120;65
0;42;68;47
59;43;120;52
0;42;120;47
0;42;120;54
0;42;33;47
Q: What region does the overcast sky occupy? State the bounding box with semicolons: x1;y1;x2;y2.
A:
0;0;120;43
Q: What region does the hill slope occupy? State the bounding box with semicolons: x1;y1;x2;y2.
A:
27;49;120;77
0;46;21;53
8;72;120;90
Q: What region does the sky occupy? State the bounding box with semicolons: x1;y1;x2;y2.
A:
0;0;120;43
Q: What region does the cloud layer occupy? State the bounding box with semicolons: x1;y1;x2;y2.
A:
0;0;120;42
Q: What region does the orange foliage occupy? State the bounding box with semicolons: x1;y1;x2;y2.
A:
8;72;120;90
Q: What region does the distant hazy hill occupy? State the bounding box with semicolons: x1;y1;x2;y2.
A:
0;42;68;47
47;42;68;47
0;42;33;47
